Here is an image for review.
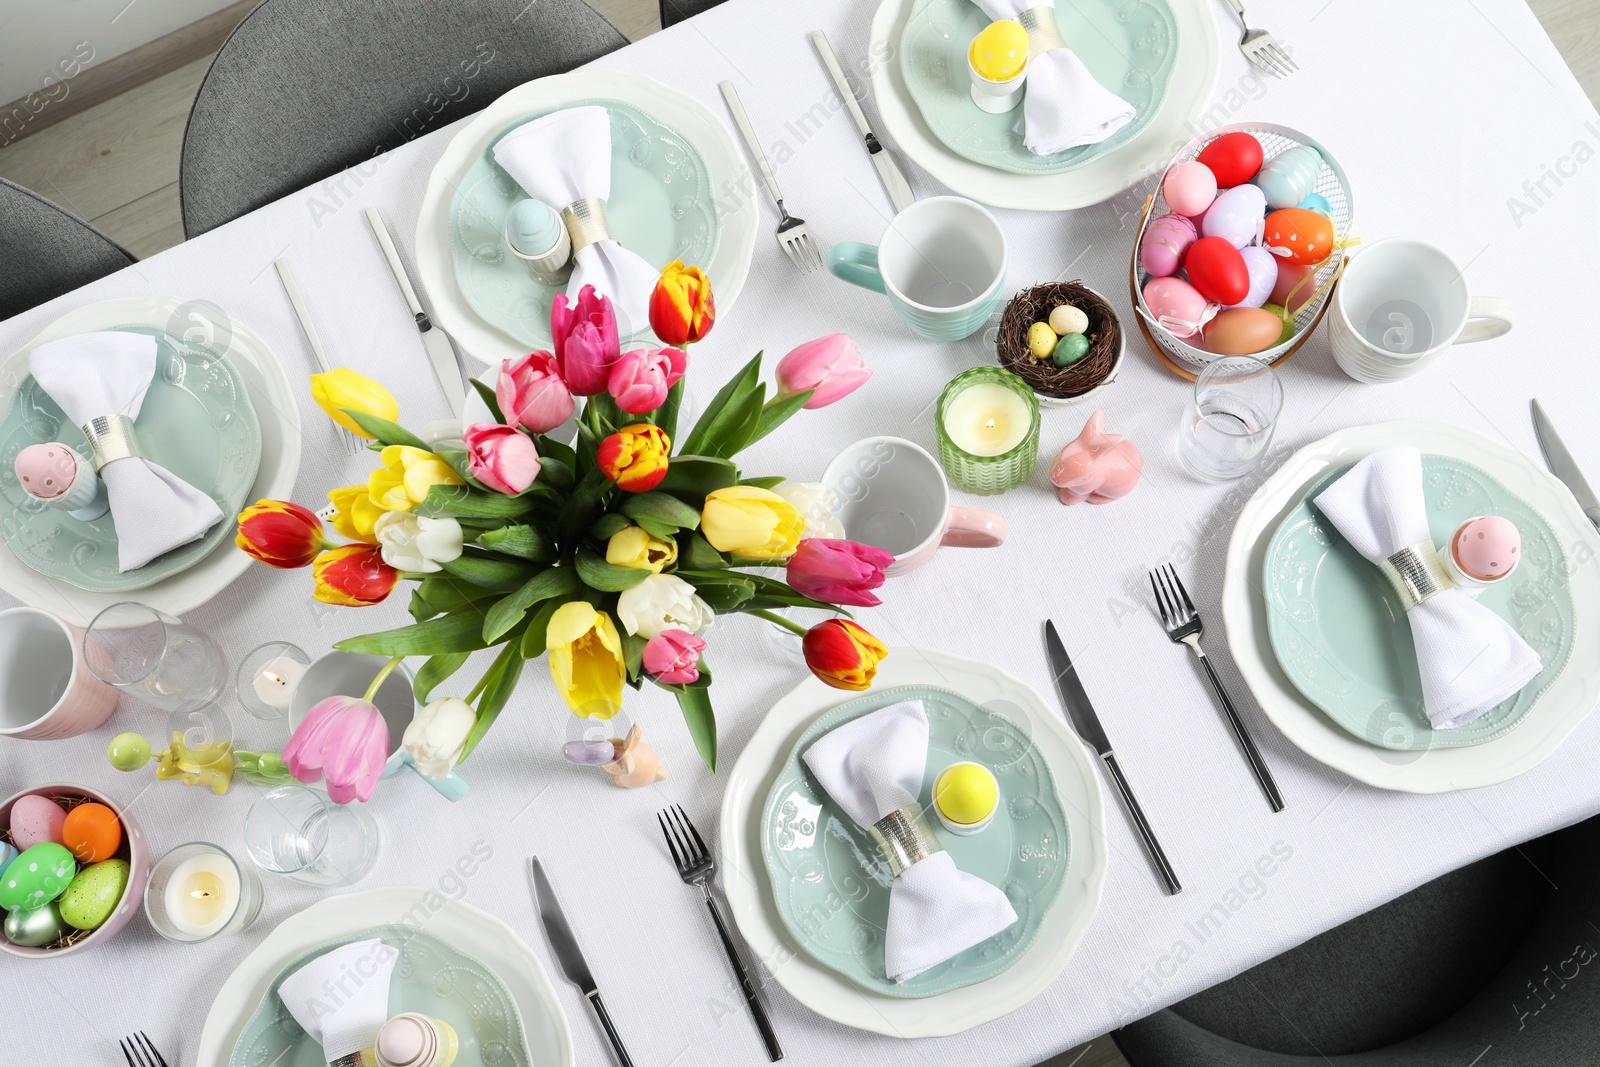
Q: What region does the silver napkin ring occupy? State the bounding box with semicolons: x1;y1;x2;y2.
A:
1378;540;1455;610
1017;6;1067;54
79;414;143;472
868;804;944;877
561;196;613;257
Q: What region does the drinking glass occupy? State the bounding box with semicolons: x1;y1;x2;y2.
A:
1177;356;1283;482
83;602;226;713
144;842;263;943
244;783;380;887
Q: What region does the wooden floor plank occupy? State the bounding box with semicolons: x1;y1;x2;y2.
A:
1529;0;1600;106
91;181;184;260
589;0;661;42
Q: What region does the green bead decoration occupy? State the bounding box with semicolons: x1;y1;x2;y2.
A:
108;732;152;772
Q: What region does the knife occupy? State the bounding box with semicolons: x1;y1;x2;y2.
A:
364;207;467;418
1531;399;1600;532
529;857;635;1067
1044;621;1182;895
808;30;916;214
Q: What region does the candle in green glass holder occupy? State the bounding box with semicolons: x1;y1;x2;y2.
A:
935;367;1040;495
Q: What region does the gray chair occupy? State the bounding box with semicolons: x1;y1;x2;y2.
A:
660;0;726;27
179;0;628;237
0;177;135;321
1114;814;1600;1065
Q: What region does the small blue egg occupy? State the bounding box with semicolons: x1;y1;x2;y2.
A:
1297;192;1335;222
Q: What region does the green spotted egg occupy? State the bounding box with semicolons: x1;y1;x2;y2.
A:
0;842;76;910
59;859;129;930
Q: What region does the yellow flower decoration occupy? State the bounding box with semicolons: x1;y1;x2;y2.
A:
368;445;464;513
327;484;382;543
605;526;678;573
701;485;804;559
546;601;625;719
310;368;399;439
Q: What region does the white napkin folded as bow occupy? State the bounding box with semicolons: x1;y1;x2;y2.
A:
28;332;224;572
492;106;661;335
278;938;398;1061
803;699;1018;982
1312;446;1542;729
974;0;1136;154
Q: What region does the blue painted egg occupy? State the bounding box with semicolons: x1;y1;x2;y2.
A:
1297;192;1335;221
1253;145;1323;209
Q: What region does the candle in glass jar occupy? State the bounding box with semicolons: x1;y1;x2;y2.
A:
162;853;241;938
941;382;1033;456
251;656;305;711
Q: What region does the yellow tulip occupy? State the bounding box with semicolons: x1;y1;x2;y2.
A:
547;601;625;719
327;484;382;543
310;368;399;439
605;526;677;573
701;485;804;559
368;445;464;513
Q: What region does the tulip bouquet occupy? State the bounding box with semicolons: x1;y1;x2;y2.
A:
237;262;889;790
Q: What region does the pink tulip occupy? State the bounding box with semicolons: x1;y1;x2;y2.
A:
283;696;391;804
642;629;706;685
550;285;620;396
608;346;688;415
496;351;574;433
775;333;872;409
786;538;894;607
464;422;541;495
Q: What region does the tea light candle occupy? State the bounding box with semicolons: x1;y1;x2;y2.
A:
942;381;1033;457
252;656;304;711
934;368;1041;496
236;641;312;720
145;842;262;943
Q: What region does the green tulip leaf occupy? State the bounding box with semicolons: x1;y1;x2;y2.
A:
622;631;646;683
409;589;440;623
459;643;523;762
680;572;755;611
737;475;786;490
674;686;717;772
470;378;506;424
536;433;577;470
341;409;429;450
537;455;575;493
620;491;702;530
575;547;652;592
657;455;739;505
482;566;582;643
677;532;729;570
439;551;544;592
634;516;677;542
519;597;566;658
415;574;499;615
650;378;685;440
414;652;470;703
475;524;554;564
745;388;814;449
416;484;539;520
680;351;762;456
589;513;632;541
337;607;503;656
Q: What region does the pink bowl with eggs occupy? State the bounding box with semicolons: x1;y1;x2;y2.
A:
0;784;149;958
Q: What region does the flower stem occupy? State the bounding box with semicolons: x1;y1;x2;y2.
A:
465;669;493;705
362;655;403;702
749;608;809;637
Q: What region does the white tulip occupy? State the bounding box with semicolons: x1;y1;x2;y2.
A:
373;511;464;573
617;573;715;638
773;481;845;540
402;697;476;779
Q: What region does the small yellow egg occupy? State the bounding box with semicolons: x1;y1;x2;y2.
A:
969;20;1029;82
1027;321;1057;359
934;763;999;826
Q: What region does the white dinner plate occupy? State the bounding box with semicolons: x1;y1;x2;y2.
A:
1222;420;1600;792
0;296;301;625
869;0;1220;210
194;887;574;1067
720;647;1108;1037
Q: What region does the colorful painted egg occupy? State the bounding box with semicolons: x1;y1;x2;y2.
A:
1297;192;1335;221
1139;212;1197;277
1269;261;1319;313
62;803;121;864
1143;276;1213;338
1162;161;1217;217
3;901;67;947
0;842;16;881
1052;333;1090;366
0;842;76;910
1226;246;1279;309
1454;516;1521;581
969;20;1029;81
1028;322;1057;358
1185;236;1251;306
1253;145;1323;209
58;858;129;931
1205;307;1286;356
1263;208;1335;265
1201;183;1267;249
1048;304;1088;336
1196;132;1265;187
9;795;67;850
1262;304;1296;346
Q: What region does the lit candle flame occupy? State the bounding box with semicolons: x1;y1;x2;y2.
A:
261;671;284;686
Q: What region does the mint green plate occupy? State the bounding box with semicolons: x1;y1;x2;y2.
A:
229;926;531;1067
760;685;1067;999
1263;455;1574;750
0;326;260;593
899;0;1178;176
449;100;718;349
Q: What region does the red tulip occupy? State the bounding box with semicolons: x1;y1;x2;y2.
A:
802;619;887;691
597;424;671;492
312;544;398;606
236;500;334;569
786;538;894;607
649;261;715;345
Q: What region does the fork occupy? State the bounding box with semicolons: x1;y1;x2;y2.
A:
659;804;784;1061
1150;564;1285;812
120;1032;170;1067
1224;0;1297;78
274;258;367;455
718;81;822;274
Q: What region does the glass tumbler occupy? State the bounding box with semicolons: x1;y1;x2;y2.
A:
83;602;226;713
144;842;263;943
1177;356;1284;482
935;367;1041;495
244;783;380;887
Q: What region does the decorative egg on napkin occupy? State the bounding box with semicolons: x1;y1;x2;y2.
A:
1226;246;1279;309
1185;236;1251;306
1205;307;1286;355
1143;276;1213;338
1201;183;1267;249
61;803;121;864
58;858;129;930
1264;208;1335;265
1162;161;1217;217
4;901;68;947
0;842;77;910
1139;212;1197;277
1453;516;1521;581
970;20;1029;81
9;795;67;850
1253;144;1323;209
1269;260;1319;312
1196;131;1265;187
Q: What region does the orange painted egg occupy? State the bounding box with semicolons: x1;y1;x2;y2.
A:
61;802;122;863
1205;307;1286;356
1263;208;1335;265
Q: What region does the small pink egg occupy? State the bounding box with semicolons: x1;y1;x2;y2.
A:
1453;516;1520;581
10;795;68;850
1163;161;1218;217
14;443;76;500
1139;213;1197;277
1143;276;1213;338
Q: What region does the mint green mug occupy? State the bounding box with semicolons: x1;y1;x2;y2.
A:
828;196;1008;341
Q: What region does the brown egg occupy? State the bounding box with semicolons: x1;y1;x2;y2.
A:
1205;307;1286;356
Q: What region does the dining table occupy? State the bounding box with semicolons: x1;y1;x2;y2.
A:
5;0;1600;1064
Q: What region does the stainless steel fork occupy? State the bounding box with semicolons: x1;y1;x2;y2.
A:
121;1033;170;1067
1224;0;1298;78
718;81;822;274
1150;564;1285;812
659;804;784;1061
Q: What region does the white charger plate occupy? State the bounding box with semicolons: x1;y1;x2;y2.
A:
1222;420;1600;792
869;0;1220;210
194;887;574;1067
0;296;301;625
720;647;1107;1037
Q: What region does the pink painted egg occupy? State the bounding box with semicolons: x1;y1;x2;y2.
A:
1269;260;1319;313
1263;208;1335;266
1226;246;1279;309
1139;213;1197;277
1184;236;1251;306
1201;184;1267;249
13;443;76;500
1453;516;1521;581
1143;276;1213;338
1196;132;1265;187
1205;307;1285;356
1162;161;1218;217
10;795;68;851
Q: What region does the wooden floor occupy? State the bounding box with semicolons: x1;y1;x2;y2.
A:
2;3;1597;1065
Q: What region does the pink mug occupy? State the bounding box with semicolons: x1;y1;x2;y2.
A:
0;607;121;740
822;437;1007;576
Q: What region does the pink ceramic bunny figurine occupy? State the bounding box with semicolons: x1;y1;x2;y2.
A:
1049;410;1143;505
603;723;667;788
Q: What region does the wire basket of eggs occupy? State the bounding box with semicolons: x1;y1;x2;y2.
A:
1129;122;1356;380
995;281;1124;406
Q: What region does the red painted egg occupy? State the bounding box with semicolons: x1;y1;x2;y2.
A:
1183;236;1251;306
1196;132;1265;187
1269;260;1319;312
1263;208;1335;266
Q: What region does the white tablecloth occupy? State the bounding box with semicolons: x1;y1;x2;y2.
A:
4;1;1599;1064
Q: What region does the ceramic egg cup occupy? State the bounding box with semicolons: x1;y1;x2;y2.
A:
932;761;998;836
1442;516;1521;595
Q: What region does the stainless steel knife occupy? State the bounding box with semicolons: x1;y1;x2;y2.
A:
1044;620;1182;895
364;207;467;419
808;30;916;214
1532;399;1600;532
529;857;634;1067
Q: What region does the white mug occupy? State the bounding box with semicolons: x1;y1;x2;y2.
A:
1330;238;1515;384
